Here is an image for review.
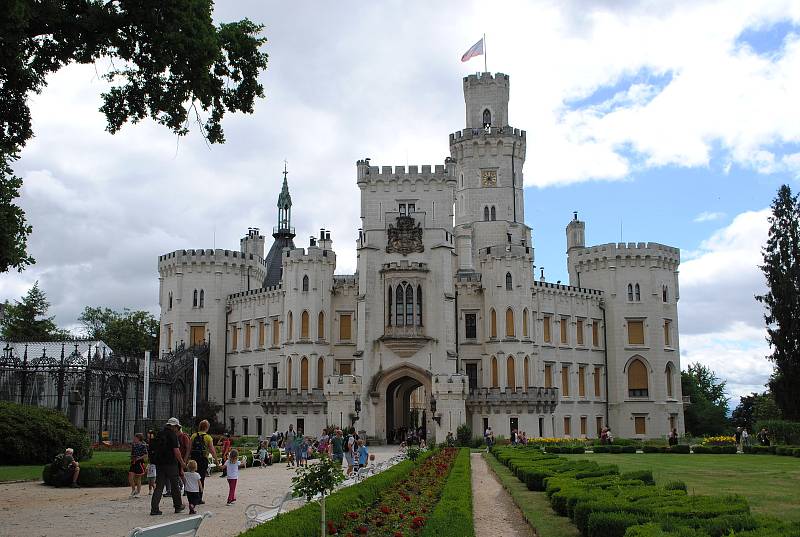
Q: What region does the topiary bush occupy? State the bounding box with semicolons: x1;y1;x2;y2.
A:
456;423;472;447
42;455;129;487
0;401;91;464
669;445;690;454
664;480;687;492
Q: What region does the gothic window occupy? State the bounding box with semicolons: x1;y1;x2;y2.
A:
417;284;423;326
662;285;668;302
168;292;173;310
405;284;414;326
627;357;649;398
301;311;309;339
287;311;293;340
635;283;641;301
665;362;674;398
395;285;404;326
286;357;293;392
300;357;309;391
627;284;634;301
506;272;512;290
387;287;392;325
505;308;515;337
483;108;491;128
506;356;516;391
490;308;497;338
465;313;477;339
193;289;198;307
524;356;530;389
317;357;325;390
199;289;204;308
490;206;496;221
302;275;309;292
491;356;498;387
484;206;490;221
318;312;325;340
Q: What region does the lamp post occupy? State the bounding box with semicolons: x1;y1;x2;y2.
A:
352;396;361;426
430;395;441;425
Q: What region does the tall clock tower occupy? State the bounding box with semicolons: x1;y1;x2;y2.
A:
449;72;529;270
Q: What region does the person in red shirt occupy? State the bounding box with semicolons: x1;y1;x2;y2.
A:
219;433;232;477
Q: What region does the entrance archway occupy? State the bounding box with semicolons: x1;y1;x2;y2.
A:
371;363;432;444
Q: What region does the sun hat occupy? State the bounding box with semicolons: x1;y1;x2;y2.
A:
166;417;181;427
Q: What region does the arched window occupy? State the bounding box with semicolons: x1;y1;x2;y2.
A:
490;206;496;221
506;356;516;391
505;308;515;337
287;311;293;340
286;357;293;392
522;308;529;338
193;289;198;307
387;287;393;325
491;356;498;387
490;308;497;338
627;284;633;301
662;285;668;303
168;292;173;310
524;356;530;390
405;284;414;326
417;285;423;326
301;311;309;339
483;108;491;127
484;206;490;221
665;363;674;398
199;289;204;308
635;283;641;301
302;275;309;292
317;357;324;389
318;312;325;340
506;272;512;290
300;357;309;391
395;285;404;326
627;358;649;398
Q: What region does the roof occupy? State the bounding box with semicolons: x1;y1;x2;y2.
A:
263;236;295;288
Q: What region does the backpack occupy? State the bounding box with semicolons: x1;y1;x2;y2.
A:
190;433;207;461
149;429;173;465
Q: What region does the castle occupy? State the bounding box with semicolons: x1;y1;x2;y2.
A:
157;72;684;442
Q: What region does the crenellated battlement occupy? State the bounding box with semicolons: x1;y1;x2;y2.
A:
380;260;429;273
463;71;509;89
532;279;604;298
227;284;282;302
570;242;681;271
283;245;336;264
333;275;357;287
478;244;534;260
449;126;526;144
158;248;267;273
356;160;456;185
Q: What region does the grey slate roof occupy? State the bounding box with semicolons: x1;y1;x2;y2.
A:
263;236;295;288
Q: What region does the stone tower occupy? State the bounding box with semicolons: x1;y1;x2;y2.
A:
264;165;297;287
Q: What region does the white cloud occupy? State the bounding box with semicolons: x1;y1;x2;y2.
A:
693;211;726;223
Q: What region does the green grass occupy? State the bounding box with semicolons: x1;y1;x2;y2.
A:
561;452;800;522
0;450;131;483
484;452;580;537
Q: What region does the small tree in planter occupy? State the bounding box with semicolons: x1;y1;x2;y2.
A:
406;445;421;463
291;454;345;537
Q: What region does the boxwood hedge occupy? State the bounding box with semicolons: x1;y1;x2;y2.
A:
420;448;474;537
42;456;129;487
0;401;91;464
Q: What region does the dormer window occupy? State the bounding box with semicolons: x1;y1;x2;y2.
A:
399;203;406;216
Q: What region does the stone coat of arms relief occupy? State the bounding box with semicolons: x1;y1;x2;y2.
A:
386;216;424;255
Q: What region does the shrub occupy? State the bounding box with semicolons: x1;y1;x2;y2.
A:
421;448;474;537
593;445;611;453
692;445;712;454
621;470;655;485
43;456;129;487
587;511;646;537
622;446;637;454
755;419;800;445
610;445;623;453
456;423;472;447
664;480;687;492
0;401;91;464
669;445;690;454
643;445;667;454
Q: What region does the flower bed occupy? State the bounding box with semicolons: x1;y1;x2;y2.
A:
700;436;736;447
328;448;461;537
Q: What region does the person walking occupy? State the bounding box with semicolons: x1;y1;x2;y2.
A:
225;449;240;505
735;427;742;447
344;430;356;476
183;460;203;514
150;417;187;516
189;420;216;504
484;426;494;451
668;428;678;447
329;428;345;467
128;433;147;497
757;428;770;446
742;428;750;447
284;425;297;467
219;433;232;477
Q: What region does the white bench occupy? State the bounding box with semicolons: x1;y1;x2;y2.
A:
244;491;300;528
128;513;212;537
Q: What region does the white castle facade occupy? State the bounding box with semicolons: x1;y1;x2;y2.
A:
157;72;685;442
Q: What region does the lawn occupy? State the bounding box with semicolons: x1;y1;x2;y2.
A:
0;450;130;483
561;453;800;522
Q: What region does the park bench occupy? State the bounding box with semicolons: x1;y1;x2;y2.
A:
244;491;300;528
128;512;212;537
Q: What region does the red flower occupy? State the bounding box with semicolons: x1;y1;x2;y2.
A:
380;505;391;514
394;533;403;537
357;526;368;535
411;516;426;529
347;511;359;519
421;508;427;513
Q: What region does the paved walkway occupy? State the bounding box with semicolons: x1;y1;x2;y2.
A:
471;452;536;537
0;445;401;537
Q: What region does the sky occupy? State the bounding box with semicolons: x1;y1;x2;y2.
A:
2;0;800;403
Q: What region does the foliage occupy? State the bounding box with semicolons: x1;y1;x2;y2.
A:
0;401;90;464
291;454;345;502
0;281;70;340
732;391;782;432
757;185;800;420
700;436;736;447
43;454;129;486
681;363;729;436
78;306;159;356
420;448;474;537
406;445;421;462
456;423;472;447
0;0;268;273
183;399;225;434
754;419;800;445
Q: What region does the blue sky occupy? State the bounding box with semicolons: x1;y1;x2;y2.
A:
2;0;799;403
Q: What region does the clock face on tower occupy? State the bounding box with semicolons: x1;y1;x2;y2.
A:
481;170;497;187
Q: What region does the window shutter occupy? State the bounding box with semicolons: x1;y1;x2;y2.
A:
594;367;601;396
627;320;644;345
543;316;551;343
578;366;586;397
339;314;352;340
544;364;552;388
506;357;515;390
561;366;570;396
628;359;648;390
505;308;514;337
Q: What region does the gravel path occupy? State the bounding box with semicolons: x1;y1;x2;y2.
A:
471;452;536;537
0;446;401;537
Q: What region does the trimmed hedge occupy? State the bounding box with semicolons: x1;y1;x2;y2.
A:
43;456;129;487
0;401;91;464
754;420;800;445
421;448;474;537
238;451;433;537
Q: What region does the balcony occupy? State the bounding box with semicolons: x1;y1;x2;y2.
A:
466;386;559;413
383;325;426;338
379;324;431;358
259;388;327;414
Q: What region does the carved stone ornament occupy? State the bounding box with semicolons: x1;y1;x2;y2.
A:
386;216;424;255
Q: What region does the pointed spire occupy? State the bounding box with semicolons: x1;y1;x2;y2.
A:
276;160;293;233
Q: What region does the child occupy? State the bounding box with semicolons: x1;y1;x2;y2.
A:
258;441;268;468
357;439;369;470
225;449;240;505
183;460;203;514
146;461;157;494
128;433;147;497
298;437;309;468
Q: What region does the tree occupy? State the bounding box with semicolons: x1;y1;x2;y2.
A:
681;362;730;436
78;306;159;356
0;281;70;341
731;391;782;432
292;454;345;537
756;185;800;420
1;0;269;273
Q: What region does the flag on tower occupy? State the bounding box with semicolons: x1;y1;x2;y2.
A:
461;38;484;62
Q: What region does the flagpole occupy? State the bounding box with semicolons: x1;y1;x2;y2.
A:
484;33;487;73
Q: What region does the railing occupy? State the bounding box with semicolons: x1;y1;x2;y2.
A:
383;325;426;338
272;226;296;235
259;388;327;406
466;386;559;407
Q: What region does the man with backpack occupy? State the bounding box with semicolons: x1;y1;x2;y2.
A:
150;417;187;516
189;419;217;504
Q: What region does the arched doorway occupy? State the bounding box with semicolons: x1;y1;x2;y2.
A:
371;364;432;444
